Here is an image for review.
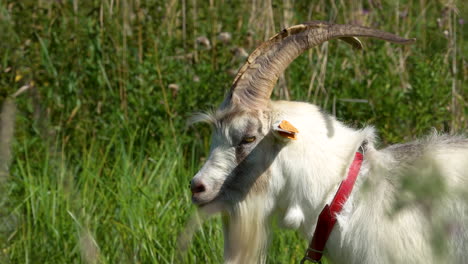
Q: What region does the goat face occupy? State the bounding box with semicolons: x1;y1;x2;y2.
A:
191;109;282;210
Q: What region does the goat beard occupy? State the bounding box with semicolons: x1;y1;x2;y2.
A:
177;200;224;254
222;194;270;264
178;195;269;263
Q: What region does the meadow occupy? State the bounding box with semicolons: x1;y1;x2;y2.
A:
0;0;466;263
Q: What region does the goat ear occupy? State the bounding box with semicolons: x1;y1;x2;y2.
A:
273;120;299;140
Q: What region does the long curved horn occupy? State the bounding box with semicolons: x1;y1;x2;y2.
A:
221;21;415;109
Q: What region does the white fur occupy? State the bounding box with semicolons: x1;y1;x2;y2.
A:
191;100;468;263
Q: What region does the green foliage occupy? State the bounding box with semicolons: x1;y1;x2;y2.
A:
0;0;465;263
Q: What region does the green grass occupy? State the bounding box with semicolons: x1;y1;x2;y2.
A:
0;0;466;263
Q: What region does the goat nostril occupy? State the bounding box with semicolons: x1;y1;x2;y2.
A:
191;182;206;194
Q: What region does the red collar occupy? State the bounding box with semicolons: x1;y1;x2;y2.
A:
301;151;364;263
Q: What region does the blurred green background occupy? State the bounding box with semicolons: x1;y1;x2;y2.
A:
0;0;466;263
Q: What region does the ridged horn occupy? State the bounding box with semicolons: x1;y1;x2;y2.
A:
222;21;415;109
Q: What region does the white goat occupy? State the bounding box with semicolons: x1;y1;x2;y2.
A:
188;21;468;264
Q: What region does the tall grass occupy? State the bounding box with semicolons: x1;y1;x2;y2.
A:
0;0;466;263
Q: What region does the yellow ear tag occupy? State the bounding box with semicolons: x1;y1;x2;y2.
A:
276;120;299;140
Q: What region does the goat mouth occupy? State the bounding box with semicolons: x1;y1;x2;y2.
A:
191;195;216;206
192;198;225;215
191;196;206;205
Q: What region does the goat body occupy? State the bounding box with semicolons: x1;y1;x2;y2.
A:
188;22;468;263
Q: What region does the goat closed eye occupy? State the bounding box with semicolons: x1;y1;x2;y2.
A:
240;136;256;145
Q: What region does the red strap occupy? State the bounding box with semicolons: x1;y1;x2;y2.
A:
303;152;363;262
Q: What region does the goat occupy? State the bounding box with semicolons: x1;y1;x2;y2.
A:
188;21;468;264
